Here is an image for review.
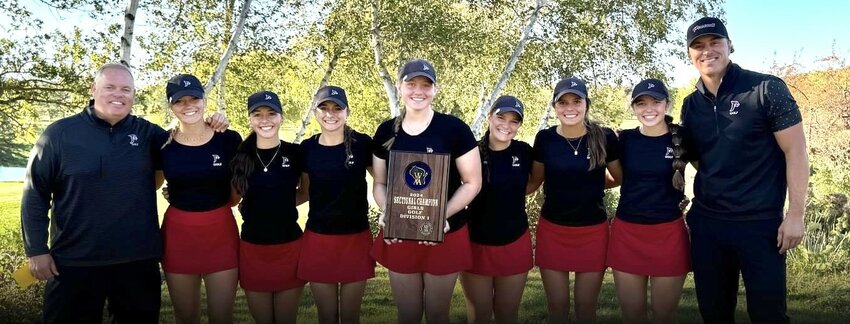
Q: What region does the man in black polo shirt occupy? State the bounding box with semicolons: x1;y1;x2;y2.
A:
681;17;809;323
21;63;228;323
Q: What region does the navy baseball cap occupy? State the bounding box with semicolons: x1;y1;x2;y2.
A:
166;74;204;104
490;95;524;121
313;86;349;110
247;91;282;114
552;77;588;104
400;59;437;83
631;79;669;103
687;17;728;47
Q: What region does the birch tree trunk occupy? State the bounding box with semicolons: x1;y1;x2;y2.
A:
370;0;399;118
217;0;236;113
119;0;140;64
538;104;551;131
293;49;342;143
470;0;547;137
204;0;252;92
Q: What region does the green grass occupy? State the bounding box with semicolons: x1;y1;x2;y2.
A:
3;182;850;323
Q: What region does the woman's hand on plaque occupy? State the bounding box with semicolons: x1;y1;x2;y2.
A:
379;212;403;245
417;221;450;246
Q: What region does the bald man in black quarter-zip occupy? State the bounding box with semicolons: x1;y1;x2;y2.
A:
680;17;809;324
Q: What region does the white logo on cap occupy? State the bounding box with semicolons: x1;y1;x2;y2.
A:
571;81;578;87
692;23;716;33
265;94;272;100
183;80;191;87
729;100;740;115
422;64;430;71
128;134;138;146
665;147;674;159
212;154;222;167
331;90;339;96
426;147;434;153
515;100;522;108
648;83;655;89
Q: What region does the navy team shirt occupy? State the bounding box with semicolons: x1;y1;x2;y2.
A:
373;111;478;233
533;126;620;226
239;141;304;244
616;128;685;224
467;140;532;245
154;129;242;211
681;63;802;221
301;131;373;234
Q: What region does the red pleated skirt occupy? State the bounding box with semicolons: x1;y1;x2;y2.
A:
370;225;472;275
161;205;238;274
607;216;691;276
467;229;533;277
535;217;609;272
239;239;306;292
297;229;376;283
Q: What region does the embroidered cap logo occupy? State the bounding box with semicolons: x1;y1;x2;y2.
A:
265;94;272;100
183;80;191;87
692;23;716;33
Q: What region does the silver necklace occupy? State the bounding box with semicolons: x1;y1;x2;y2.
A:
566;135;583;156
256;145;280;172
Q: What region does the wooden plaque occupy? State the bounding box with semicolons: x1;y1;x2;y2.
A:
385;151;450;242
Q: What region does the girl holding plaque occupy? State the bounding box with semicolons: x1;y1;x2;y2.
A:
155;74;243;324
607;79;690;323
371;59;483;323
527;77;623;323
230;91;306;324
297;85;376;323
461;95;534;324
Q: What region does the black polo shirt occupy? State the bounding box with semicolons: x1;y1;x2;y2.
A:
373;111;478;232
533;126;620;226
239;141;304;244
680;62;802;221
616;128;685;224
154;130;242;212
467;140;533;245
301;131;373;235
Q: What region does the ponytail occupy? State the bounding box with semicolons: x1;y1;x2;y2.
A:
478;130;491;184
231;132;259;195
343;125;356;168
160;124;179;150
382;109;406;150
665;115;687;191
584;118;607;170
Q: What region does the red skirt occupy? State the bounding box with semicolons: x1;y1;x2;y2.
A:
161;205;239;274
297;230;375;283
468;229;533;277
239;239;306;292
607;216;691;276
370;225;472;275
535;217;609;272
